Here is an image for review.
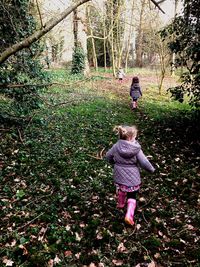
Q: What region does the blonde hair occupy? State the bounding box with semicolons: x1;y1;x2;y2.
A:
113;125;138;140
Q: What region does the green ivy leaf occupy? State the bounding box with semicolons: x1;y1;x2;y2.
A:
16;189;25;199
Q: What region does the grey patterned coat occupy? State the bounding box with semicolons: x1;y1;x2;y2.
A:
105;140;155;187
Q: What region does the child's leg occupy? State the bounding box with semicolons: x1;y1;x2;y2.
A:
125;191;138;226
132;99;137;109
133;97;139;109
127;191;137;200
117;189;126;208
135;100;138;108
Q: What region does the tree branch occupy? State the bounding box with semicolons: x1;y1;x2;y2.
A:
150;0;165;14
0;0;90;64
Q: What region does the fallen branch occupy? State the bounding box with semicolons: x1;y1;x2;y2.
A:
0;128;11;131
128;222;137;235
17;128;24;144
87;148;106;160
16;212;45;231
87;154;103;160
99;147;106;158
140;194;156;209
142;212;149;224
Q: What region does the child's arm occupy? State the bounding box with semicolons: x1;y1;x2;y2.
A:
105;146;115;164
136;150;155;173
139;86;142;96
130;86;133;97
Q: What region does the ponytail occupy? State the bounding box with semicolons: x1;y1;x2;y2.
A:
113;125;138;140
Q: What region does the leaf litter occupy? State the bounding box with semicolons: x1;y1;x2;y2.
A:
0;71;199;266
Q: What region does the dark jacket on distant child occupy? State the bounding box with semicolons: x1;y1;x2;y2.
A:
130;83;142;100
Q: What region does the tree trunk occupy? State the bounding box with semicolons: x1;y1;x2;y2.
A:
171;0;179;76
115;0;125;69
135;0;145;68
73;9;78;47
157;37;170;95
110;0;116;77
125;0;134;72
0;0;90;64
87;6;98;71
103;18;107;71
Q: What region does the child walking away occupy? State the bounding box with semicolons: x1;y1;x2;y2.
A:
117;68;125;83
130;76;142;109
105;125;155;226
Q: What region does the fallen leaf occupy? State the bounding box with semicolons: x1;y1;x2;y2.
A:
18;244;28;255
38;227;48;241
65;225;71;231
47;259;54;267
54;255;61;264
160;173;167;176
158;231;163;236
64;250;72;257
187;224;194;230
2;257;14;266
139;197;146;202
79;222;86;228
117;242;127;253
155;217;162;223
96;232;103;240
75;232;81;241
180;238;186;244
154;252;161;259
75;252;81;259
112;259;124;266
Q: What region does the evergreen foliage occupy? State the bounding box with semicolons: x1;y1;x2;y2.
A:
161;0;200;108
71;45;85;74
0;0;49;115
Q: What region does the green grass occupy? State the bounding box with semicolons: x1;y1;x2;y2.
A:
0;69;199;267
141;86;192;120
91;66;159;76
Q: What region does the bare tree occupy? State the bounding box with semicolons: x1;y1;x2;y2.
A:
103;15;107;70
135;0;146;67
157;36;171;94
171;0;179;76
109;0;116;76
0;0;166;66
86;5;98;71
124;0;135;72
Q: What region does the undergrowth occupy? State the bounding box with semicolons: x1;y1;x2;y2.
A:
0;69;199;267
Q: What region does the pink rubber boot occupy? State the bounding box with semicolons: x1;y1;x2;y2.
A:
117;190;126;208
125;199;136;226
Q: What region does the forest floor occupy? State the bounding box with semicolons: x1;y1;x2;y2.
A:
0;69;200;267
